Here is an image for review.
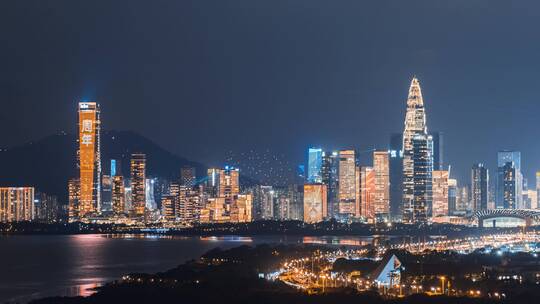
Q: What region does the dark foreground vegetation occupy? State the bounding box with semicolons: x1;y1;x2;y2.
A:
28;244;540;304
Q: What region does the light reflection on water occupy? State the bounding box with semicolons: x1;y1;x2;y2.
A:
0;234;378;303
64;281;101;298
302;236;371;246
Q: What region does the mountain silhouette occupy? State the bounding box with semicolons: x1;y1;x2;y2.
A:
0;130;207;202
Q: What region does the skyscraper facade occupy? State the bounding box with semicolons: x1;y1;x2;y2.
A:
177;185;202;224
251;185;274;220
432;170;449;218
402;77;429;223
457;185;470;213
338;150;358;218
77;101;101;218
501;162;517;209
230;194;252;223
321;151;339;218
218;166;240;207
145;178;157;211
496;151;522;209
180;166;196;188
303;183;327;223
287;185;304;220
373;150;390;220
110;159;118;177
274;188;292;220
307;148;323;183
112;175;125;215
471;163;489;212
68;178;80;220
448;178;457;215
130;153;146;216
206;168;220;197
409;134;433;222
101;175;112;212
0;187;35;222
35;192;60;223
359;166;375;220
162;195;176;222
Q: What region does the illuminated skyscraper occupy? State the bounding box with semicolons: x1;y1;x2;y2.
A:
111;159;122;177
112;175;125;215
501;162;517;209
218;166;240;207
199;197;227;223
180;166;196;188
471;163;489;212
408;134;433;222
259;185;274;220
202;166;240;220
68;178;80;220
432;170;449;218
145;178;157;211
230;194;252;223
448;178;457;215
496;151;522;209
321;151;339;218
373;150;390;219
77;101;101;218
130;153;146;216
274;188;292;220
338;150;358;218
101;175;112;212
34;192;60;224
303;184;327;223
177;185;202;224
307;148;323;183
0;187;35;222
284;185;303;221
161;195;176;222
457;185;470;213
359;166;375;220
124;186;132;211
206;168;220;197
402;77;429;223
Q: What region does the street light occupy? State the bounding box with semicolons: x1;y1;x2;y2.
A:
439;276;446;295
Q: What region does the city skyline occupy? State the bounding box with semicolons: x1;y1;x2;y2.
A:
3;1;540;187
5;2;540;303
55;76;539;225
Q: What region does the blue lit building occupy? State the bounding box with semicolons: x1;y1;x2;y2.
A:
307;148;323;183
111;159;117;176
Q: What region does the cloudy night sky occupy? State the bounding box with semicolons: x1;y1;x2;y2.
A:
2;0;540;184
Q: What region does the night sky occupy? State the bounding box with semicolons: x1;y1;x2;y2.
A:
2;1;540;185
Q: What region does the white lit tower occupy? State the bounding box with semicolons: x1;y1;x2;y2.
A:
402;77;429;223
